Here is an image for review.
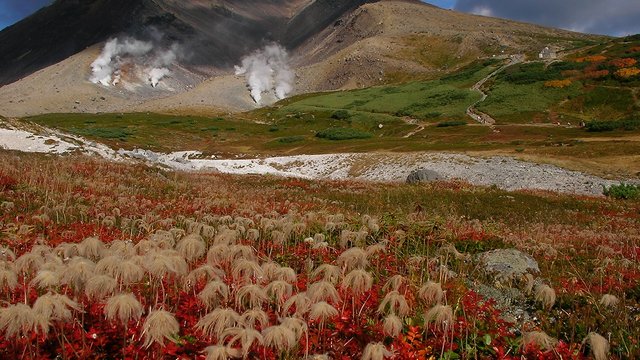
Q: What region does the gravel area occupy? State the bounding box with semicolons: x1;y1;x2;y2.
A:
0;119;630;196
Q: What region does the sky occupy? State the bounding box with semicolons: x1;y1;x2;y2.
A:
1;0;639;36
0;0;52;30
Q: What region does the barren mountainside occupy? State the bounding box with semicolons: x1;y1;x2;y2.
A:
0;0;375;86
0;0;601;117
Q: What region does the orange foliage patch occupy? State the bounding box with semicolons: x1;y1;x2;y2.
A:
544;79;573;88
609;58;638;68
576;55;607;63
615;67;640;79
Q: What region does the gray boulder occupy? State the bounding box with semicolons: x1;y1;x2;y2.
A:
478;249;539;280
406;169;442;184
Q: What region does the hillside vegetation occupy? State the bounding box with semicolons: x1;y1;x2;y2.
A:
25;37;640;178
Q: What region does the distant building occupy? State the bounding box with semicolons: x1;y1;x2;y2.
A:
539;46;557;59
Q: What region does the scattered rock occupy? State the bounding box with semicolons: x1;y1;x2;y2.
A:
406;169;442;184
478;249;539;280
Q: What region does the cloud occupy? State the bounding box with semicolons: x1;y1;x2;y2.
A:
454;0;640;36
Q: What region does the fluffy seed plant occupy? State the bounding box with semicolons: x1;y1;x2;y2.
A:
60;256;96;294
104;293;144;357
382;314;403;338
0;261;18;297
583;332;610;360
185;264;225;292
599;293;620;309
361;342;395;360
231;259;264;285
265;280;293;311
198;280;230;310
202;344;242;360
77;236;106;260
309;301;338;340
32;292;83;359
240;308;270;329
521;331;558;352
337;247;369;272
534;284;556;310
307;280;341;304
196;307;241;341
84;274;118;301
377;290;411;317
141;309;181;356
424;304;454;357
282;292;313;317
176;233;207;264
279;317;309;356
418;281;444;306
221;326;264;358
262;325;297;357
143;249;188;306
341;267;374;323
0;302;36;352
311;264;341;285
235;284;268;311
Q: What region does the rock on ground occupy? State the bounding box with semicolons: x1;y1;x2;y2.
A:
406;169;442;184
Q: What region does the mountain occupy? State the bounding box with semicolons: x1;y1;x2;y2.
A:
0;0;601;117
0;0;375;86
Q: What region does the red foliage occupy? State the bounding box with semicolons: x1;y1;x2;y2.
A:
0;173;17;191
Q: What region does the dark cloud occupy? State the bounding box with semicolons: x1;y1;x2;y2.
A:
0;0;53;30
454;0;640;36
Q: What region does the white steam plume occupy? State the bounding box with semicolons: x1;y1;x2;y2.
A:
147;44;180;87
148;68;171;87
90;37;180;88
235;43;294;104
90;38;153;86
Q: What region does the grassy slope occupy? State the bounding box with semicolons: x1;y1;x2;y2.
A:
23;36;640;178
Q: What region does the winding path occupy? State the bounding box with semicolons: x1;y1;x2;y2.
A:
466;55;525;126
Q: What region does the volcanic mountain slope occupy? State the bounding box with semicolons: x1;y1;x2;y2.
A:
0;0;373;86
0;0;601;117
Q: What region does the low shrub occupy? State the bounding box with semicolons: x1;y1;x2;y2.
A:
331;110;351;120
316;127;373;140
604;183;640;199
276;136;306;144
585;119;640;132
437;120;467;127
